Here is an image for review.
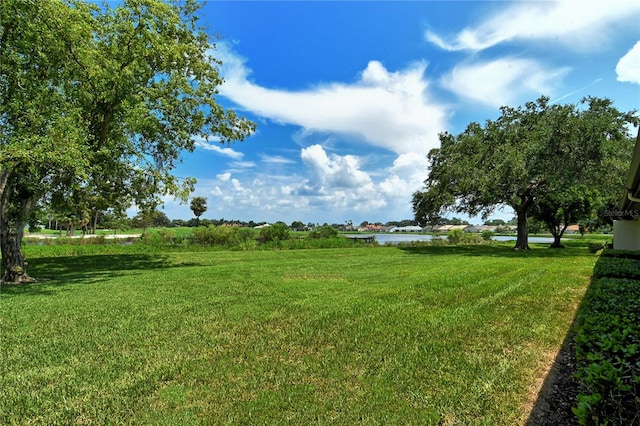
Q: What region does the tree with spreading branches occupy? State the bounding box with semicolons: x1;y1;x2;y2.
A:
0;0;255;283
413;96;636;250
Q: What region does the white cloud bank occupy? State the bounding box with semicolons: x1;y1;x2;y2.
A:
215;43;447;156
183;144;429;223
426;0;639;52
616;41;640;85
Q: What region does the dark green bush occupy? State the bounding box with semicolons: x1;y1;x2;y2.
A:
573;252;640;425
261;236;362;250
481;229;495;241
600;249;640;260
447;229;464;244
588;241;607;253
593;256;640;280
309;225;338;239
259;222;290;243
462;233;484;245
191;225;257;249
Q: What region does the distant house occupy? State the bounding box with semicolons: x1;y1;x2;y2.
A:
390;225;423;233
565;224;581;234
465;225;497;233
357;224;383;232
433;224;469;232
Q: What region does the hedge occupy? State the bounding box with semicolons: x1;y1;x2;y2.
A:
573;250;640;425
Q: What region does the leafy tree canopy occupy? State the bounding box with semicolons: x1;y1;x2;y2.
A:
190;196;208;222
0;0;255;282
413;96;637;250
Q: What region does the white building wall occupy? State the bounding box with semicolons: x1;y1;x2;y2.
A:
613;220;640;251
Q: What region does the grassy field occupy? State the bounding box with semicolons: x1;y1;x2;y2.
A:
1;242;597;425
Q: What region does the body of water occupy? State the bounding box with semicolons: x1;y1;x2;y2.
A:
347;233;558;245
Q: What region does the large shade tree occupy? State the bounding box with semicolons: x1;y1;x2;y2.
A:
0;0;255;283
412;96;636;250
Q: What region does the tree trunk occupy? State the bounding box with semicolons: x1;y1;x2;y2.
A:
549;223;567;249
514;211;530;250
513;196;534;250
0;223;32;284
0;174;36;284
92;211;99;235
550;234;564;248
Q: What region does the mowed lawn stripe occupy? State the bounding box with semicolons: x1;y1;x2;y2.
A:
1;245;594;425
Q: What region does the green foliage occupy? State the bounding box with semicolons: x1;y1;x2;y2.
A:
532;185;594;243
447;228;465;244
290;220;306;231
413;96;637;251
588;241;607;253
189;197;207;222
573;251;640;425
191;226;257;249
481;229;495;241
593;256;640;280
308;225;338;239
0;0;255;281
259;222;290;243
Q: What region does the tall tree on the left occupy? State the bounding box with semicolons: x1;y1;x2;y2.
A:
0;0;255;283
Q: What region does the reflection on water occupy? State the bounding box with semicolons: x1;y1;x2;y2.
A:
347;233;558;245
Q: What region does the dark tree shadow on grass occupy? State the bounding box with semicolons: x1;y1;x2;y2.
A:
397;241;594;259
0;254;201;297
525;312;582;425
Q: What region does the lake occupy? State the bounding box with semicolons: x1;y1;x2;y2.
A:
347;233;558;245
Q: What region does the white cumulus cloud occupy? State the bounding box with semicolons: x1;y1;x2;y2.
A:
616;41;640;85
301;144;372;190
214;43;448;156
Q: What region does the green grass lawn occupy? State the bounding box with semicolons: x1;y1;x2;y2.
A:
1;243;596;425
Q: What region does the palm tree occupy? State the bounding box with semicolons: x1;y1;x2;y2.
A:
190;196;207;226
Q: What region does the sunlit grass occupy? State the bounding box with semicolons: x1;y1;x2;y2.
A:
1;243;596;424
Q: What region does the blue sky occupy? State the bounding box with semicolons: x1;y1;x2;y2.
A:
158;1;640;225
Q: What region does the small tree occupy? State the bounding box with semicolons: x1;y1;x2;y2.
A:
531;186;593;248
153;210;171;228
190;196;207;226
290;220;305;231
309;225;338;239
259;222;290;243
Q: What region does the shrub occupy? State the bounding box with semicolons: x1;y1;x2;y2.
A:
140;231;165;247
268;236;360;250
236;227;257;250
259;222;290;243
573;251;640;425
447;229;464;244
462;233;484;245
156;228;175;244
588;241;607;253
309;225;338;239
191;225;256;248
593;256;640;280
481;229;495;241
430;236;447;246
600;249;640;260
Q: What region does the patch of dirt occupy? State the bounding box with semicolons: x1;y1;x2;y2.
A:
526;332;581;425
